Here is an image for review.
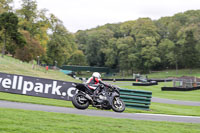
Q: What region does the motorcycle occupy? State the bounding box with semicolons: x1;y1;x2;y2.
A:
72;83;125;112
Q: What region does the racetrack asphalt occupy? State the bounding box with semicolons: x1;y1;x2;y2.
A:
0;100;200;123
151;97;200;106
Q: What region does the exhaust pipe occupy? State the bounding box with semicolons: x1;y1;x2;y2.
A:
85;94;93;101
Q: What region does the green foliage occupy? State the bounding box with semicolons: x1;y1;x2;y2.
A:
140;37;160;71
0;0;13;14
46;21;78;66
0;12;25;56
0;0;79;66
177;25;200;68
85;29;114;66
68;50;87;66
15;30;44;62
16;0;50;62
158;39;176;68
76;10;200;73
117;36;136;71
1;0;200;73
17;0;38;32
104;38;118;68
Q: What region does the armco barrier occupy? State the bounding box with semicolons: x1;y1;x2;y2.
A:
119;88;152;110
162;86;200;91
132;81;158;86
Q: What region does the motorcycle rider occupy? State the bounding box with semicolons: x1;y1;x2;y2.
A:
86;72;104;99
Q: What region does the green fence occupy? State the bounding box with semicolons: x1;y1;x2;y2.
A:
119;88;152;110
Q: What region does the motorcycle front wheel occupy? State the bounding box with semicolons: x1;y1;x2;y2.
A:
111;96;125;112
72;92;90;110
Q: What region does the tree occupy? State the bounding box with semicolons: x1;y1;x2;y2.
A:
0;12;25;57
116;36;135;73
154;16;171;40
16;0;50;61
158;39;176;68
120;21;135;37
75;10;200;73
129;18;161;71
0;0;13;14
104;38;118;68
177;27;199;69
75;30;88;53
17;0;38;32
140;37;160;71
15;30;43;62
17;0;50;46
85;29;114;66
47;20;78;66
68;50;87;66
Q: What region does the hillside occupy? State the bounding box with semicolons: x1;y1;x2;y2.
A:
0;55;80;83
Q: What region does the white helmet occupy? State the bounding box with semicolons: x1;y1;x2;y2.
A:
92;72;101;79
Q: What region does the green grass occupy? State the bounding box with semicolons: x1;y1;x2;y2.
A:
150;102;200;116
1;92;200;116
100;69;200;79
111;82;200;102
0;92;73;108
0;55;80;83
148;69;200;78
89;69;200;79
0;108;199;133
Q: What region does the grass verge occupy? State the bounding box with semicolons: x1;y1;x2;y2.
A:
0;108;200;133
0;55;79;83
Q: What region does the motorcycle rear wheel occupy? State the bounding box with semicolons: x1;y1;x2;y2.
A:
112;97;125;112
72;92;90;110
